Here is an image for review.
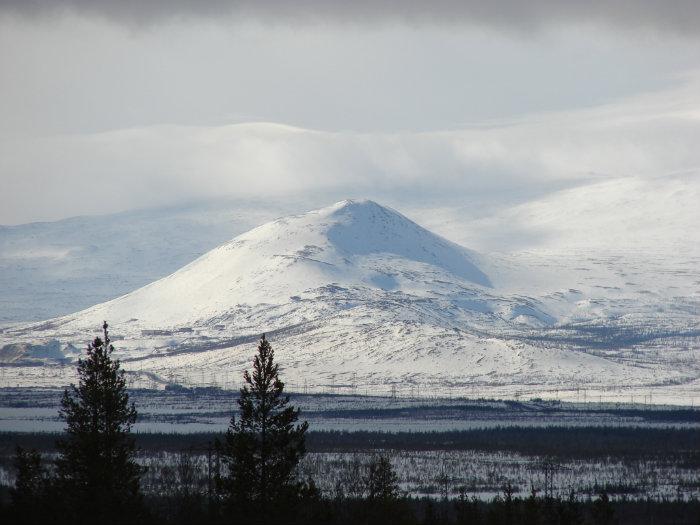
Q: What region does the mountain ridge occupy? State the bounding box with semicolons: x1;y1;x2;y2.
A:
43;199;492;329
1;197;698;403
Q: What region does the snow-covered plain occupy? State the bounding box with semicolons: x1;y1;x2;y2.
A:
298;450;700;501
2;388;696;434
2;448;697;502
0;175;698;403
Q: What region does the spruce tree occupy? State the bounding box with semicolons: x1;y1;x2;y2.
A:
218;334;309;518
10;447;46;522
364;456;407;525
591;491;616;525
55;321;142;524
365;456;400;502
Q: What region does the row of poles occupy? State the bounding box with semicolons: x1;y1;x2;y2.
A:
0;365;694;407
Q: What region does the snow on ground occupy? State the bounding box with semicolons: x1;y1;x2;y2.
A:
1;388;697;434
1;184;698;403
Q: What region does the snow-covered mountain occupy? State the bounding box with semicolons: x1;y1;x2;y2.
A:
1;197;698;403
55;199;491;326
0;199;305;323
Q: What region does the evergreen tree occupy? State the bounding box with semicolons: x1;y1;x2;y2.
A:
422;499;439;525
521;487;540;525
591;491;616;525
558;490;583;525
501;483;516;525
455;489;482;525
364;456;412;525
218;334;309;519
10;447;47;523
55;321;142;524
365;456;400;502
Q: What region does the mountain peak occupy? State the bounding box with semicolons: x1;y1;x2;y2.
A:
325;198;389;216
29;200;491;328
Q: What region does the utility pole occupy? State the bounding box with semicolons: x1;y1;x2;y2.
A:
539;461;570;499
207;441;213;505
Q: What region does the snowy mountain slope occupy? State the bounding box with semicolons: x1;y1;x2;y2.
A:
421;174;699;254
0;199;306;323
4;174;695;325
1;198;698;402
12;200;492;329
413;174;700;338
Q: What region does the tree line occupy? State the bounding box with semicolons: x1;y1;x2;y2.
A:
2;325;412;524
1;323;698;524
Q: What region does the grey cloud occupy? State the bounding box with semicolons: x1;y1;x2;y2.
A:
2;73;699;225
2;0;700;35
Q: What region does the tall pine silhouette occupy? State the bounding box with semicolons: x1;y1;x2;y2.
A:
56;321;142;524
218;334;309;520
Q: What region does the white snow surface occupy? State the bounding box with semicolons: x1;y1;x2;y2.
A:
1;189;699;403
62;199;491;326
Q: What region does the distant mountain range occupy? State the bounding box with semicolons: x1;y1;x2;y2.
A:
1;183;698;403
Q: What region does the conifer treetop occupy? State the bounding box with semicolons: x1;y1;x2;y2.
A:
56;321;142;521
218;334;309;510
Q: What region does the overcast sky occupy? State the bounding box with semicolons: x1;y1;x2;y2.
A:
2;1;700;224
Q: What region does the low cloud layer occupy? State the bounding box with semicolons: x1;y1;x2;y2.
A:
2;76;699;225
3;0;700;35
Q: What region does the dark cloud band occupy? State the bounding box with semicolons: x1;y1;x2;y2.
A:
2;0;700;35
